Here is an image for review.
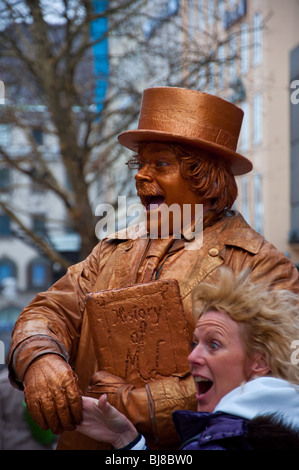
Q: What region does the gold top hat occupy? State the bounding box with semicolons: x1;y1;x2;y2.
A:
118;87;252;175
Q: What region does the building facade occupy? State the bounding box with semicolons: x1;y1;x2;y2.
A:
181;0;299;265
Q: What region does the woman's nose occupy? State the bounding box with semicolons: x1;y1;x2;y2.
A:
188;344;205;366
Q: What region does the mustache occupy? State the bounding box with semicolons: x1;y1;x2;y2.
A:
136;183;163;198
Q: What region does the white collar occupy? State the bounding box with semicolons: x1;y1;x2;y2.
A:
214;377;299;428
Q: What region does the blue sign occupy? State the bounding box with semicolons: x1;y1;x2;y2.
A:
91;1;109;112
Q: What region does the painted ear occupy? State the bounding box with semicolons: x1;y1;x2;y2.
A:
250;353;271;377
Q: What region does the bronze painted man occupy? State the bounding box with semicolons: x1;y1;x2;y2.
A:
8;87;299;450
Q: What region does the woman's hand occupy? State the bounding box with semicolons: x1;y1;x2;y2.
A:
76;395;138;448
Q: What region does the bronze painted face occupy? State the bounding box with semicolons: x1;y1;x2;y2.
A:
133;142;209;236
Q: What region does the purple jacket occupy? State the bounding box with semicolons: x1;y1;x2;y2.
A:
172;410;251;450
172;408;299;450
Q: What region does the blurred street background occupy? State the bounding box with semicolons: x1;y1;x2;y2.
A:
0;0;299;447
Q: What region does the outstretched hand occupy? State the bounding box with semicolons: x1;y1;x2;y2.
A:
76;395;138;448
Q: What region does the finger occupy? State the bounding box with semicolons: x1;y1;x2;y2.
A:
97;394;108;410
39;393;64;435
98;394;117;416
65;377;83;425
97;394;122;422
54;387;76;432
24;376;49;430
25;395;49;430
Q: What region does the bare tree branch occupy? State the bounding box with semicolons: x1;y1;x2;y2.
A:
0;0;264;270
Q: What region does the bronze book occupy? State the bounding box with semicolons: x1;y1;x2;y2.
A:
85;279;191;387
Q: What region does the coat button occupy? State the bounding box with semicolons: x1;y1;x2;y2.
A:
124;242;133;251
208;248;219;257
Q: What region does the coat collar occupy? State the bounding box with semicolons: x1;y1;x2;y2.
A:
107;210;264;255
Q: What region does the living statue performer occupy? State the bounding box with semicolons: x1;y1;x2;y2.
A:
8;87;299;450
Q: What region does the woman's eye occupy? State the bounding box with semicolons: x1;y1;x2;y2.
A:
210;341;220;351
190;341;198;350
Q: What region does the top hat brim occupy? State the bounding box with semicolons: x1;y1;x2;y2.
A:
118;129;253;176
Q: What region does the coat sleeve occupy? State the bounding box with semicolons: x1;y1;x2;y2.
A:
251;240;299;292
224;239;299;294
8;240;114;389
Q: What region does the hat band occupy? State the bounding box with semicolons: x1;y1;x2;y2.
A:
138;116;238;151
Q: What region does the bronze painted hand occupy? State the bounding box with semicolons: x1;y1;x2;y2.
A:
23;355;82;434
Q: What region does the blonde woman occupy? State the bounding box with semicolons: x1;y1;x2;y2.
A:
77;268;299;450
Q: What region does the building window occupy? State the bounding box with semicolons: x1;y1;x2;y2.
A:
32;214;46;235
0;306;20;329
198;0;204;32
0;124;10;148
0;80;4;105
0;257;16;284
218;0;225;18
31;263;47;287
218;44;225;89
252;12;262;66
208;0;214;25
239;101;250;151
0;214;11;236
254;173;263;234
229;33;236;82
253;93;263;146
188;0;195;38
28;258;51;289
241;22;249;74
241;175;250;224
0;167;10;190
32;128;43;146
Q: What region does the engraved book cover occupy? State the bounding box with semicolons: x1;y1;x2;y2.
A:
85;279;191;387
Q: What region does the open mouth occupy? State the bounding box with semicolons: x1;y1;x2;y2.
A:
143;194;165;211
194;376;213;397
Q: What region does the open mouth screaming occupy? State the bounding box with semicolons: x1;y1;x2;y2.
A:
137;184;166;212
143;194;165;211
194;376;213;397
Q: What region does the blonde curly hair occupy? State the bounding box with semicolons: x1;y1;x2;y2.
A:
192;268;299;384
